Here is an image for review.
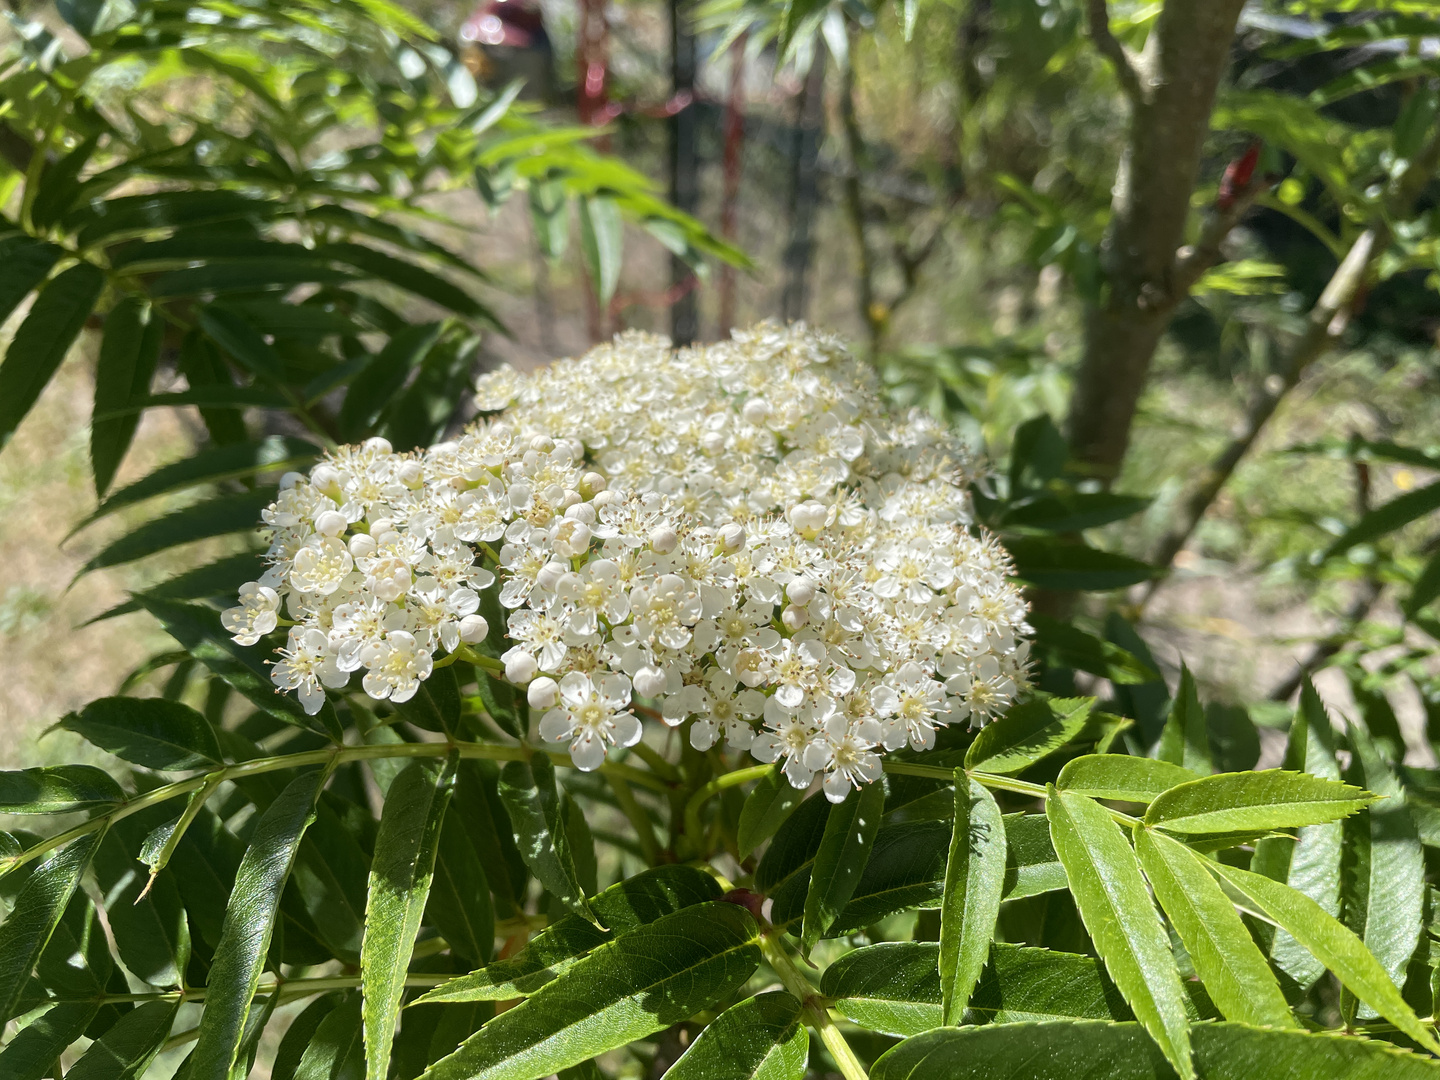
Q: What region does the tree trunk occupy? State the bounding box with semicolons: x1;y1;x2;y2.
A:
668;0;700;345
1066;0;1246;481
781;47;826;324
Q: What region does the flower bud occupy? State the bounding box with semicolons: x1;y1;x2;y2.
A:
717;522;746;554
458;614;489;644
363;436;393;455
527;675;560;709
348;533;377;558
633;665;668;698
505;652;538;684
787;579;816;607
741;397;769;426
536;560;568;591
593;489;619;508
397;460;424;488
649;525;678;554
310;464;341;493
565;502;597;524
279;471;307;491
782;604;809;631
580;471;607;497
700;431;725;455
529;434;555;452
314;509;348;537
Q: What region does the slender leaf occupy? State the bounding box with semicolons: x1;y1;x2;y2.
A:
968;943;1134;1024
1325;481;1440;558
738;764;806;857
869;1020;1440;1080
821;942;942;1036
1270;681;1344;990
1346;721;1425;1018
965;697;1094;775
1047;787;1192;1080
272;993;343;1080
662;992;807;1080
497;753;596;924
1214;862;1440;1053
1000;812;1066;900
338;322;444;441
1005;538;1153;590
1134;827;1295;1029
1144;770;1371;835
80;488;273;574
0;832;103;1027
90;296;164;497
65;1001;179;1080
426;808;494;965
60;696;222;771
90;553;264;623
95;818;191;987
754;791;829;897
579;196;623;306
1156;666;1212;775
190;770;324;1080
415;866;721;1004
0;235;62;327
1057;755;1199;804
0;1001;99;1080
0;765;124;814
363;755;457;1080
423;903;760;1080
294;993;363;1080
939;776;1005;1024
0;262;105;448
321;243;494;321
802;781;884;952
1407;548;1440;617
81;435;318;528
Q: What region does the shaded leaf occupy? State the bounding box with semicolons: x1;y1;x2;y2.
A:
802;781;884;952
0;1001;99;1080
1325;481;1440;558
422;903;761;1080
80;489;273;575
497;754;596;924
579;196;623;306
662;991;807;1080
0;262;105;449
1005;538;1153;591
968;943;1134;1024
821;942;942;1037
1156;666;1212;775
939;776;1005;1024
64;1000;179;1080
0;766;125;814
738;765;805;857
60;696;222;771
190;771;324;1080
90;296;164;497
363;755;457;1080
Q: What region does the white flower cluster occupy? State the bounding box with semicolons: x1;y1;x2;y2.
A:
227;323;1031;801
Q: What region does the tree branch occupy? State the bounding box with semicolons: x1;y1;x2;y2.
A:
1085;0;1144;105
838;25;884;356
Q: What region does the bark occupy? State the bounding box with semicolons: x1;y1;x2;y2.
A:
668;0;699;345
780;47;826;323
1066;0;1247;480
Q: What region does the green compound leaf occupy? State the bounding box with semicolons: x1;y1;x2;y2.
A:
965;696;1094;775
969;943;1135;1023
79;488;274;575
190;771;324;1080
662;991;807;1080
1144;770;1372;835
364;755;457;1080
0;765;125;814
821;942;942;1036
1047;787;1193;1080
869;1020;1440;1080
415;866;721;1004
60;696;222;771
1056;755;1200;804
0;832;104;1028
421;902;761;1080
801;780;884;953
939;775;1006;1024
1213;862;1440;1054
63;1000;179;1080
738;765;806;857
1133;827;1296;1029
497;753;596;925
90;295;164;498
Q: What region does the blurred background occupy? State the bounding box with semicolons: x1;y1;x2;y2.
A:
2;0;1439;776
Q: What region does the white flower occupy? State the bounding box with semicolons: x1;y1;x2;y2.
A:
222;582;280;646
538;672;641;770
872;662;948;751
271;628;347;714
359;631;433;703
290;537;354;595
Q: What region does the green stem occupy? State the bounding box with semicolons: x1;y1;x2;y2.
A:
683;763;774;848
627;739;681;783
607;773;663;865
881;763;1140;826
759;933;868;1080
0;740;665;878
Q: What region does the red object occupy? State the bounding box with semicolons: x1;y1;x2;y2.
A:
460;0;548;49
1218;141;1262;211
576;0;610;127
